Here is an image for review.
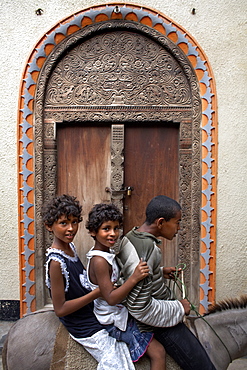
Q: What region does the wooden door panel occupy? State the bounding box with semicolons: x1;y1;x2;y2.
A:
56;123;179;267
57;124;111;264
124;124;179;267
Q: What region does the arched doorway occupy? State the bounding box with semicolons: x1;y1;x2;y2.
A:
18;3;217;316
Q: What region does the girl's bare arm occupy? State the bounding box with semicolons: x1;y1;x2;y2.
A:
50;260;100;317
91;257;149;306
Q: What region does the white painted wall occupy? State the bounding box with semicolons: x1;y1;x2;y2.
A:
0;0;246;302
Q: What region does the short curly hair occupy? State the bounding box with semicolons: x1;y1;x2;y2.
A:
86;203;123;234
42;194;82;227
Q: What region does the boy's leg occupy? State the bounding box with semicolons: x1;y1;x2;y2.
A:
154;323;216;370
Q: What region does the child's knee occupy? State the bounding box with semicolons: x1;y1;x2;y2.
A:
147;338;166;361
154;344;166;360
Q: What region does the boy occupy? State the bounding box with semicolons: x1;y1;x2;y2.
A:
43;194;135;370
116;195;216;370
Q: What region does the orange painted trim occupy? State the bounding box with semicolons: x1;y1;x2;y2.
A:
18;3;217;315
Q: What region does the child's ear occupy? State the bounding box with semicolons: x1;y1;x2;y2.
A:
45;223;53;232
157;218;165;228
90;231;96;238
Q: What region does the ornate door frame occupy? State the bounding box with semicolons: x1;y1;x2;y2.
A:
18;3;217;316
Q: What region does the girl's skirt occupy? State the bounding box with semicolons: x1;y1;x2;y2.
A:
105;317;153;362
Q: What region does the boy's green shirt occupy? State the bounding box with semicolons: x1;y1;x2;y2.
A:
117;227;184;331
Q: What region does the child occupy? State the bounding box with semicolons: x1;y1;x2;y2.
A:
43;194;136;370
116;195;216;370
85;203;166;370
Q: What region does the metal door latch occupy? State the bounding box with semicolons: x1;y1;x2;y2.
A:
105;186;134;197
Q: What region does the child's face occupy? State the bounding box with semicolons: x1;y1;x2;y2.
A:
158;210;181;240
46;214;79;245
92;220;120;251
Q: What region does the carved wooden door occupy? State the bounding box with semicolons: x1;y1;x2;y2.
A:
57;122;179;267
44;27;193;267
36;21;202;309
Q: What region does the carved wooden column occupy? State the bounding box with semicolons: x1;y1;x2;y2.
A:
109;124;125;212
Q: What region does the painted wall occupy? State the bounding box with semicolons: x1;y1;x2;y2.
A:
0;0;246;305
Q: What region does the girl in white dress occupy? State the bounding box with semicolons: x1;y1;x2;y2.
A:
85;203;166;370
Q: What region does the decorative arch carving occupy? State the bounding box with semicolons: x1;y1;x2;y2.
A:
18;3;217;316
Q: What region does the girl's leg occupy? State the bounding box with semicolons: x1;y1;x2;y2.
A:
146;337;166;370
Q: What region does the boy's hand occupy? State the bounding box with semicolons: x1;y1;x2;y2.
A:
180;299;191;315
132;260;149;283
163;266;181;280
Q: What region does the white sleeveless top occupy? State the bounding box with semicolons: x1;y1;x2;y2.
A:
86;248;129;331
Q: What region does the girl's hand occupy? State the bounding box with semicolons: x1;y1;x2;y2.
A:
132;259;149;283
93;287;102;298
